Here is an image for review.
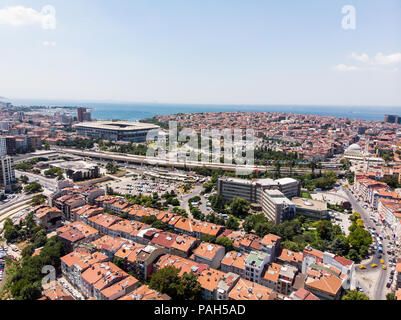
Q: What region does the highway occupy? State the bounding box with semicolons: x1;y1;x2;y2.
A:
51;147;345;175
341;185;389;300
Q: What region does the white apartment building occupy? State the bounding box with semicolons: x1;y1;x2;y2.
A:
244;251;270;284
0;156;16;190
0;137;7;156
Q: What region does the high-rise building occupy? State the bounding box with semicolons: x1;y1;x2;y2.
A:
77;107;92;122
384;114;401;124
0;137;7;156
0;156;16;190
5;136;16;156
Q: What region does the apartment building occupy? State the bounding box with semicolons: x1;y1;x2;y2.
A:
197;268;226;300
119;285;171;300
276;248;303;271
260;234;281;262
34;205;62;230
90;235;130;259
216;272;240;300
302;245;355;290
87;213;122;235
244;251;270;284
228;278;277;300
154;254;205;277
60;250;108;291
96;276;139;300
54;194;86;221
56;221;100;252
80;262;128;299
0;156;16;190
221;251;247;278
192;242;226;269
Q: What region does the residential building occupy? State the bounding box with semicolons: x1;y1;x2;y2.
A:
0;156;16;190
216;272;240;300
192;242;226;269
119;285;171;300
244;251;270;284
228;278;277;300
33;205;62;230
60;250;108;290
198;268;226;300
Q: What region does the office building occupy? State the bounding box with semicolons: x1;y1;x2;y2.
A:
262;189;296;225
292;197;329;220
217;177;300;204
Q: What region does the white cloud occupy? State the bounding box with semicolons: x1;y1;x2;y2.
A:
334;52;401;72
332;64;359;72
350;52;370;63
0;5;56;29
374;52;401;65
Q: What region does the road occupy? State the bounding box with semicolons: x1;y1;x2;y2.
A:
179;185;204;218
0;195;35;219
341;185;389;300
51;147;345;175
15;170;58;192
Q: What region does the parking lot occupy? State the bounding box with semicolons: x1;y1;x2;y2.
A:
105;174;180;197
103;166;206;198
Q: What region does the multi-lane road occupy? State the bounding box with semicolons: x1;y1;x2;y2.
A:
341;185;391;300
14;170;58;192
50;147;345;175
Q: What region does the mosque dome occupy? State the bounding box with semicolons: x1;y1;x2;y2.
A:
347;144;362;152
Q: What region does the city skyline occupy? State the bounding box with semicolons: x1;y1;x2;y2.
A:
0;0;400;106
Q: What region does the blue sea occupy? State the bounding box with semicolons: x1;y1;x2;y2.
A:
8;99;401;122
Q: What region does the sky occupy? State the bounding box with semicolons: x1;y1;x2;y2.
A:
0;0;401;107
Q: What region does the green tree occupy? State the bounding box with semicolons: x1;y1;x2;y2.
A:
149;266;201;300
24;182;43;194
225;216;240;230
386;292;396;300
215;237;234;252
31;194;47;206
229;197;250;218
19;175;29;184
152;220;169;231
342;290;369;300
316;220;335;241
141;215;157;225
200;234;217;243
175;272;202;300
